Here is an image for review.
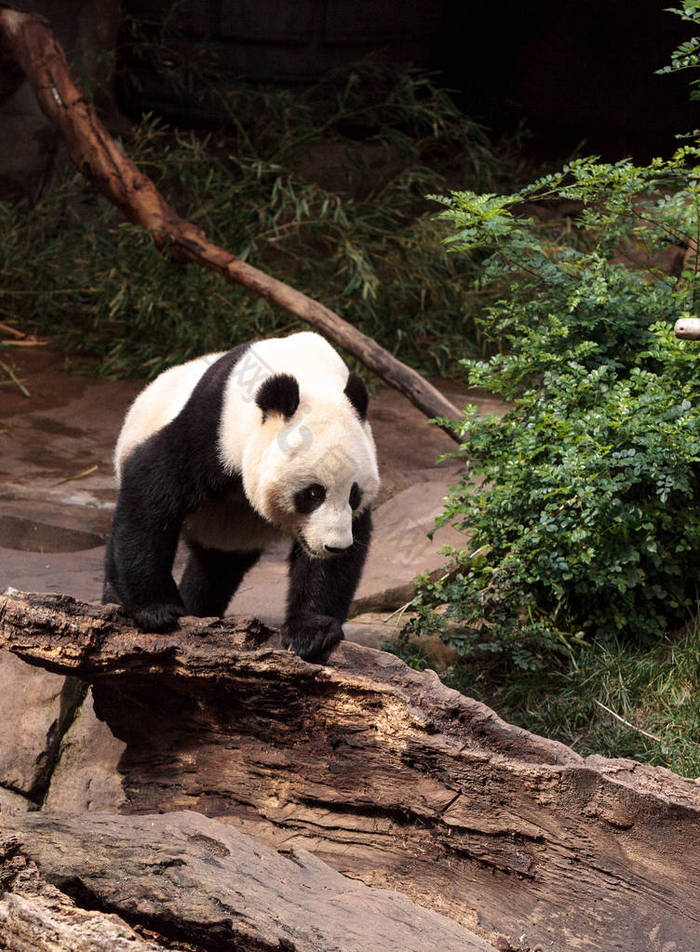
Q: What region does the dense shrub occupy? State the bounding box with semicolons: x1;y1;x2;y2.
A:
406;155;700;667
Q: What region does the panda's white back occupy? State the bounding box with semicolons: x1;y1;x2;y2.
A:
114;351;224;482
114;332;349;483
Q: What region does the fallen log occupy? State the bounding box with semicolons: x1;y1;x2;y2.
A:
0;833;167;952
0;7;462;439
1;811;492;952
0;591;698;952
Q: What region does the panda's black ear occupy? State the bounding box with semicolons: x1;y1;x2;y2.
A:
344;372;368;422
256;373;300;420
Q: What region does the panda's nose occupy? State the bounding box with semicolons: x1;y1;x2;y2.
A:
325;543;352;554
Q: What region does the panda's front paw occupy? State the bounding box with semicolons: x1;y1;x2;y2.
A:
132;603;184;633
281;613;344;661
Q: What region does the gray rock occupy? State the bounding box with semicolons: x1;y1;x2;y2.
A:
345;611;459;670
0;785;33;816
344;610;405;650
0;651;83;799
43;688;126;813
0;546;106;605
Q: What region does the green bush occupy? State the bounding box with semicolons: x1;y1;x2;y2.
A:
0;61;512;379
658;2;700;98
398;621;700;777
406;154;700;668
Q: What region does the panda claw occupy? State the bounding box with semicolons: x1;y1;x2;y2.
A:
281;614;344;661
132;603;184;634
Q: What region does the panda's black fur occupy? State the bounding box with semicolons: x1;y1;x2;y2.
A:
103;333;379;660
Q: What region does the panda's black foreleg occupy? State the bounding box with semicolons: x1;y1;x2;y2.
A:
180;544;261;617
283;507;372;661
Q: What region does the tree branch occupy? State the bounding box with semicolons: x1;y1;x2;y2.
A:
0;7;462;439
675;315;700;339
1;814;492;952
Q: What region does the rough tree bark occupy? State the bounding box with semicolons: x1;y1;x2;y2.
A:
0;7;462;439
0;812;492;952
0;591;698;952
0;832;168;952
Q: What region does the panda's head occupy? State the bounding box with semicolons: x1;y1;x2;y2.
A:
241;371;379;558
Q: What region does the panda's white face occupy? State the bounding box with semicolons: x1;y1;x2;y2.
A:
240;395;380;559
207;333;380;557
244;412;379;557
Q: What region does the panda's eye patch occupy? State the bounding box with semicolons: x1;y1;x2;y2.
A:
349;482;362;510
294;483;326;514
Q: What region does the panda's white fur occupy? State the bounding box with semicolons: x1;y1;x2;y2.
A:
115;350;225;480
114;332;380;559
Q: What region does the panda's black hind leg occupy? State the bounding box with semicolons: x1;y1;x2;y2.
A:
180;544;261;618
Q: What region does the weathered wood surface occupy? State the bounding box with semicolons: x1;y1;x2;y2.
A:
1;591;699;952
0;833;167;951
0;7;462;438
1;810;492;952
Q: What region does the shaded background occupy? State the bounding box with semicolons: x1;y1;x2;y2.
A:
1;0;697;200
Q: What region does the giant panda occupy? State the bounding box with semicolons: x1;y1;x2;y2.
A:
103;331;380;660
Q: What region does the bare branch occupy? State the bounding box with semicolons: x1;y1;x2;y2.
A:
0;8;462;439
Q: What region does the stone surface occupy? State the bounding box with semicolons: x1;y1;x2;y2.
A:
344;611;458;668
43;687;126;812
0;375;137;488
0;501;107;552
0;545;106;603
0;785;33;817
0;650;83;800
343;610;405;650
351;479;465;613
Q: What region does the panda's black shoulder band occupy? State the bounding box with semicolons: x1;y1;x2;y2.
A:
344;372;368;422
255;373;300;420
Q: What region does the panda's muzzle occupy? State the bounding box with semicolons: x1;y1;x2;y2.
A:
296;533;350;559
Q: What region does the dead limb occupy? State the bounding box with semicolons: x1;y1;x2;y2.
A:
675;315;700;339
1;814;491;952
0;8;462;439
